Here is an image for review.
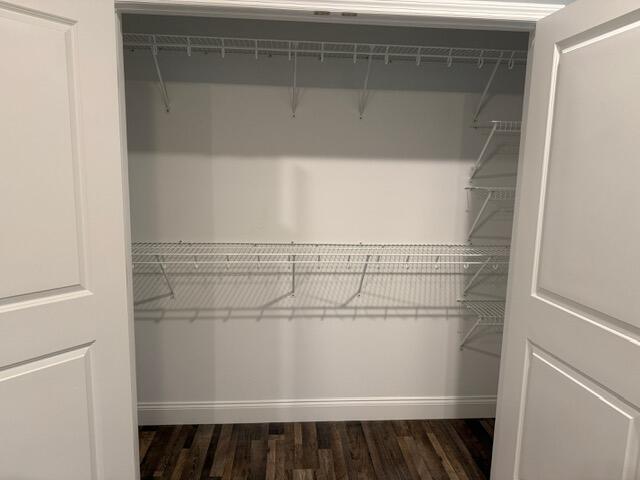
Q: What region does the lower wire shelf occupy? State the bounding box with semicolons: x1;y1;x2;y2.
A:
458;299;505;349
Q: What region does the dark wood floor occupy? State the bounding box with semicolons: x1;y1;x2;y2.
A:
139;419;495;480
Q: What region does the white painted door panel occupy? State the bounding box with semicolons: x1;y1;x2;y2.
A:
493;0;640;479
0;1;138;479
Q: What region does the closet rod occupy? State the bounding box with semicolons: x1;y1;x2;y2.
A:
123;33;528;67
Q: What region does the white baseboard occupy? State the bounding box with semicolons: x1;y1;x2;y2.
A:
138;395;496;425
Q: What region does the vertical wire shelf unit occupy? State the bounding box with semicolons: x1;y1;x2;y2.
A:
459;118;522;348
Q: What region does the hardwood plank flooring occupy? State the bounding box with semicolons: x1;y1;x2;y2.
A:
139;419;495;480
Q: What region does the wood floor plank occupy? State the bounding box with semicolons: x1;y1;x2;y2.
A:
180;424;215;480
376;421;414;479
317;449;336;480
200;425;222;480
170;450;190;480
221;426;239;480
139;430;156;464
266;438;277;480
444;423;485;480
141;426;175;479
294;423;304;470
361;422;387;480
316;423;332;450
293;469;314;480
231;424;252;480
397;436;433;480
155;426;186;478
425;431;461;480
210;425;233;477
140;419;495;480
451;421;491;479
251;436;268;480
426;421;471;480
407;421;449;480
302;423;320;471
328;424;348;480
162;426;195;480
479;420;494;439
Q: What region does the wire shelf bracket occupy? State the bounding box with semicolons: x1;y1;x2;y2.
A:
458;299;505;349
463;255;493;295
156;255;175;299
150;35;170;113
290;254;296;296
472;52;510;123
290;43;299;117
466;186;516;241
470;120;522;180
358;50;374;119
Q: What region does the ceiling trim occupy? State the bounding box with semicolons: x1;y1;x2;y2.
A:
115;0;564;30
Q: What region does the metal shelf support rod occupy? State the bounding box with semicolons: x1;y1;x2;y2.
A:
468;191;494;240
291;254;296;296
472;52;504;123
156;255;175;299
150;35;170;113
460;318;482;350
356;254;371;296
359;50;373;119
291;45;299;117
463;256;493;295
471;122;498;179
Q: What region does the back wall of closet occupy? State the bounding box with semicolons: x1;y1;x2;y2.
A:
123;15;527;424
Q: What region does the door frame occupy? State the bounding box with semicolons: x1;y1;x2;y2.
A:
114;0;559;30
112;0;539;457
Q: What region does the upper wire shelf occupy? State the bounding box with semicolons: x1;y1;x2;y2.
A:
123;33;528;67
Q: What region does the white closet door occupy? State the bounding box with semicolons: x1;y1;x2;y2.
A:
0;1;138;479
493;0;640;478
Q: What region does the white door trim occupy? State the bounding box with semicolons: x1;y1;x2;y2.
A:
115;0;564;30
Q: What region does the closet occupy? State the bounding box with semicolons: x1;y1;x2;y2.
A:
122;14;527;425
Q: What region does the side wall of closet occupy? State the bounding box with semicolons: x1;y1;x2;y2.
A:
123;16;527;424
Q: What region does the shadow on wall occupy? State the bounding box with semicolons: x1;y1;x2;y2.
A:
125;78;515;160
133;259;505;353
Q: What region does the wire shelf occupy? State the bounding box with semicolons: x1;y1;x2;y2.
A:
123;33;528;66
471;120;522;180
132;243;510;303
458;299;505;321
466;186;516;202
458;299;505;348
491;120;522;133
132;242;510;269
